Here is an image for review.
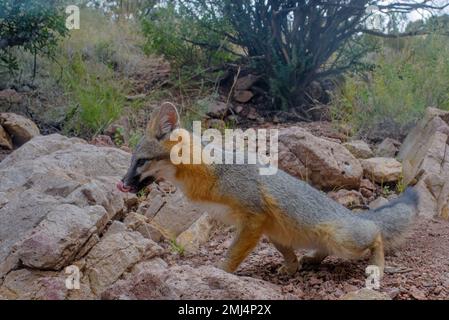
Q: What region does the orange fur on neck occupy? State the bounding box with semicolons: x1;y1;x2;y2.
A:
162;139;219;202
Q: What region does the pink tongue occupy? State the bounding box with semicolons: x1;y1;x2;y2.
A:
117;181;131;193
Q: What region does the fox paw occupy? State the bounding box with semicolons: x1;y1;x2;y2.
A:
277;263;298;276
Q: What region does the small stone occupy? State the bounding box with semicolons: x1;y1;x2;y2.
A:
376;138;401;157
360;179;376;191
206;100;229;118
0;113;40;147
369;197;389;209
341;288;391;300
343;140;374;159
328;189;364;208
235;74;261;91
409;286;426;300
386;287;401;299
234;90;254;103
361;157;402;183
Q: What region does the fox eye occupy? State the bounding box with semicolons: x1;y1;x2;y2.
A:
136;158;148;167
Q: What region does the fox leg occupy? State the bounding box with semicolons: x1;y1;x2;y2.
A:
271;241;299;275
299;250;328;269
368;234;385;278
220;218;264;273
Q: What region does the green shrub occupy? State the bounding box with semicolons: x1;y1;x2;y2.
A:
52;10;138;136
332;35;449;133
61;53;125;136
141;4;235;68
0;0;67;73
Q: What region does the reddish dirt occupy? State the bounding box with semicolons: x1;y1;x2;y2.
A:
166;217;449;300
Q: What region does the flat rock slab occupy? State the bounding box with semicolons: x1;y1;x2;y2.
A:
0;134;132;278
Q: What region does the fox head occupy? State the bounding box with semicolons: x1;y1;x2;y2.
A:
117;102;180;193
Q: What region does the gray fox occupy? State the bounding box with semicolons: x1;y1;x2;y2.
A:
117;102;419;277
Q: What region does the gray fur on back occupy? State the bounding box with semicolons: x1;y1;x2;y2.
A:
212;163;418;247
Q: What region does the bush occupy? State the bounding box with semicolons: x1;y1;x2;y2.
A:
141;4;235;68
0;0;67;73
332;35;449;134
55;10;137;136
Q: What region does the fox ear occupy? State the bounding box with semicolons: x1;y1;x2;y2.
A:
147;102;180;139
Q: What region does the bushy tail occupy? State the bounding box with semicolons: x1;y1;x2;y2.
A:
361;187;419;250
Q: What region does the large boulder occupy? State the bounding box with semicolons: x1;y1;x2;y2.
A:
0;134;132;278
0;113;40;147
278;127;363;189
102;264;288;300
398;107;449;218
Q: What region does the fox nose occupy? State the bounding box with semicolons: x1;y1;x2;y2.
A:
117;181;131;193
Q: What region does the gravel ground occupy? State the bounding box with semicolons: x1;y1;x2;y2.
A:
167;217;449;300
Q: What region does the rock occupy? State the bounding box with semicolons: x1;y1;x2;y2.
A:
233;90;254;103
409;286;427;300
139;188;165;218
369;197;389;209
102;268;178;300
343;140;374;159
360;158;402;183
234;105;244;114
84;229;155;295
124;212;166;248
131;258;168;275
398;107;449;218
376;138;401;157
0;269;69;300
0;134;131;279
278;148;309;181
246;107;258;120
386;287;401;299
0;125;13;150
176;213;216;254
147;188;206;239
360;179;376;191
89;135;115;147
278;127;363;189
341;288;391;300
0;113;40;147
124;212;150;238
206;100;229;118
328;190;364;208
15;204;109;270
360;178;376;198
103;265;287;300
235;74;261;91
104;116;130;144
